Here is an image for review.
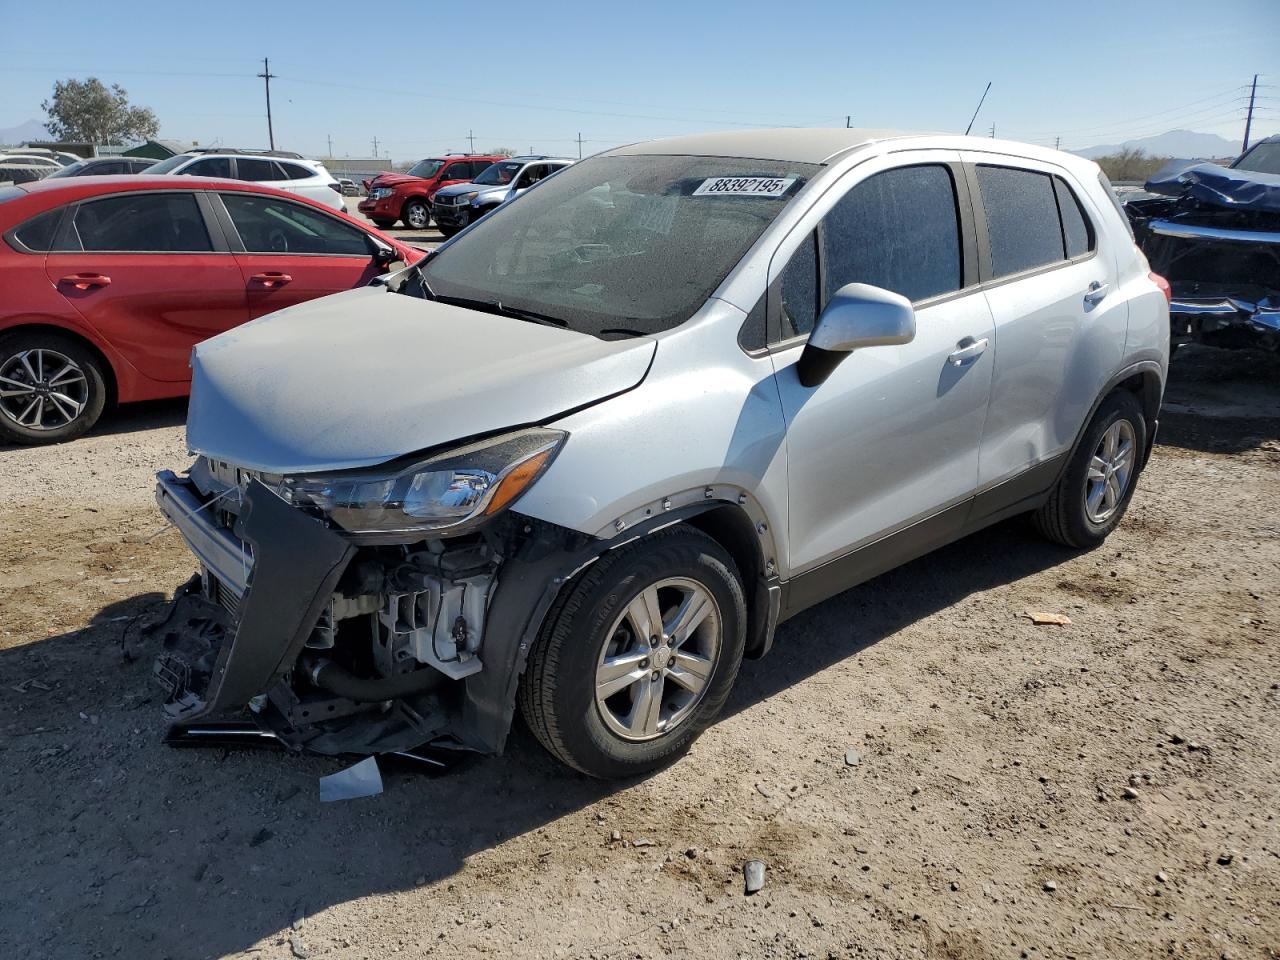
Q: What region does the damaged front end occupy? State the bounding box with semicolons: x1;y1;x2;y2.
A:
1128;162;1280;352
152;430;591;758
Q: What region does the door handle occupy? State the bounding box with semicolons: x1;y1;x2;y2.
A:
1084;280;1110;305
59;273;111;290
249;272;292;288
948;336;989;366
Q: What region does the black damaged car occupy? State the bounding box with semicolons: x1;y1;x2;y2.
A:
1125;135;1280;354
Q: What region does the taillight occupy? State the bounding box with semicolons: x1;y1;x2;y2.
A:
1149;271;1172;304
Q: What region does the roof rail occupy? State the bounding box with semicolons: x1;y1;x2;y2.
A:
186;147;306;159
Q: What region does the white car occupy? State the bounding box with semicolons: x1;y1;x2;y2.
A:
145;150;345;211
155;128;1169;779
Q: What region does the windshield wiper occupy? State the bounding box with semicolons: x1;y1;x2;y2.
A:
435;294;568;328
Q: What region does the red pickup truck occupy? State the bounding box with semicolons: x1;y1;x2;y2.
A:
358;155;504;230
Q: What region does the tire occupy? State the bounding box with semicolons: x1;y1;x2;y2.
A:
1033;390;1146;549
0;331;108;445
401;199;430;230
519;526;747;779
437;224;461;238
372;219;396;229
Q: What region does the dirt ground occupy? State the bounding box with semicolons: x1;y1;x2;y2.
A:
1;346;1277;960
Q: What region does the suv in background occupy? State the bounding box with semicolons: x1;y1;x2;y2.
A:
431;156;574;236
359;155;505;229
146;149;344;211
154;129;1169;780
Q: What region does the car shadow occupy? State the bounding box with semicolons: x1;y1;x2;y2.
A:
1;515;1074;959
1157;345;1280;455
0;397;188;452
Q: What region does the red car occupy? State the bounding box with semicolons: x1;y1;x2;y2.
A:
358;154;505;230
0;176;421;444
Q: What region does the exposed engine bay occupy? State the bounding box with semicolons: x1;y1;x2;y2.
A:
150;457;591;757
1127;161;1280;353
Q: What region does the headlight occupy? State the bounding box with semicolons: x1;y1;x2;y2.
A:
371;187;392;200
460;191;479;203
279;428;565;540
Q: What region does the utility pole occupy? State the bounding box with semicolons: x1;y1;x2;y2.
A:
371;135;379;157
989;122;995;139
257;57;277;150
1055;136;1061;150
845;115;851;128
1243;73;1258;153
576;132;583;159
467;129;476;152
326;133;333;157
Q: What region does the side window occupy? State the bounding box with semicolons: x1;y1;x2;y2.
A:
94;161;122;175
516;164;545;189
10;209;62;252
183;157;233;178
237;158;280;182
222;193;370;256
276;162;314;181
1053;177;1093;258
129;160;155;173
778;231;820;339
1097;171;1135;239
443;163;469;181
70;193;212;252
976;165;1065;278
823;164;962;304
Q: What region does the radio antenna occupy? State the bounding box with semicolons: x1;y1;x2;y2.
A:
964;82;992;136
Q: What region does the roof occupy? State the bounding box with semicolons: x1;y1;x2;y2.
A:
609;128;918;164
9;174;318;203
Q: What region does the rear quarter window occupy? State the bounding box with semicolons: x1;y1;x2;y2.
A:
8;208;62;252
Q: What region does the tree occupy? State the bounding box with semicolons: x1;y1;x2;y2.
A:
1094;147;1170;184
42;78;159;145
487;146;516;157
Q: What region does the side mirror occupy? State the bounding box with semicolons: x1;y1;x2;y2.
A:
370;237;398;265
796;282;916;388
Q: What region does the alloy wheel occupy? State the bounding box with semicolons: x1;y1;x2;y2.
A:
0;348;89;432
594;577;722;742
1084;419;1136;524
405;203;429;229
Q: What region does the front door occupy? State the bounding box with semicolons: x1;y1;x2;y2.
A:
218;192;383;319
770;156;995;575
43;190;248;382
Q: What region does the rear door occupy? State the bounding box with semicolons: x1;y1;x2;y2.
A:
42;190;247;382
770;153;995;575
960;154;1125;488
216;191;382;318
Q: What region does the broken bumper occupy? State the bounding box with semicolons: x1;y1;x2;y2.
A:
153;471;355;722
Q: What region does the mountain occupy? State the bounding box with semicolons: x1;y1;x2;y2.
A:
0;118;50;147
1071;129;1240;161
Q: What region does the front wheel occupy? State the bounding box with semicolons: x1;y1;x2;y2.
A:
0;332;108;445
519;526;746;779
437;224;461;238
401;199;430;230
1033;390;1146;548
372;218;396;229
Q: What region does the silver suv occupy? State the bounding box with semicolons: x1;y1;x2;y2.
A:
155;129;1169;778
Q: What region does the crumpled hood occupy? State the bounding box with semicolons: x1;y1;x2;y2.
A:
366;171;425;190
434;181;505;201
186;287;656;474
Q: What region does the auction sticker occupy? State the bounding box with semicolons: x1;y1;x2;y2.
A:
693;176;797;197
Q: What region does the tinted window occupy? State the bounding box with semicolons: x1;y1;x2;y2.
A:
10;209;62;251
473;161;521;186
128;159;156;173
442;163;472;181
1053;177;1092;258
237;158;281;181
222;193;369;256
70;193;212;251
276;162;314;181
823;164;961;304
977;166;1064;277
1233;140;1280;175
95;161;123;175
779;231;820;339
183;157;233;178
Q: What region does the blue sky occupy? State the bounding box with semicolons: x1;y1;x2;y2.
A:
2;0;1277;161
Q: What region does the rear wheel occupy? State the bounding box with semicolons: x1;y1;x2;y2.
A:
1033;390;1146;548
519;526;746;779
401;199;430;230
0;331;107;445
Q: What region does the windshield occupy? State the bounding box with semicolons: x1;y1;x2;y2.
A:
47;160;88;178
1233;141;1280;175
472;161;522;186
419;154;814;337
146;154;194;174
407;159;445;179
